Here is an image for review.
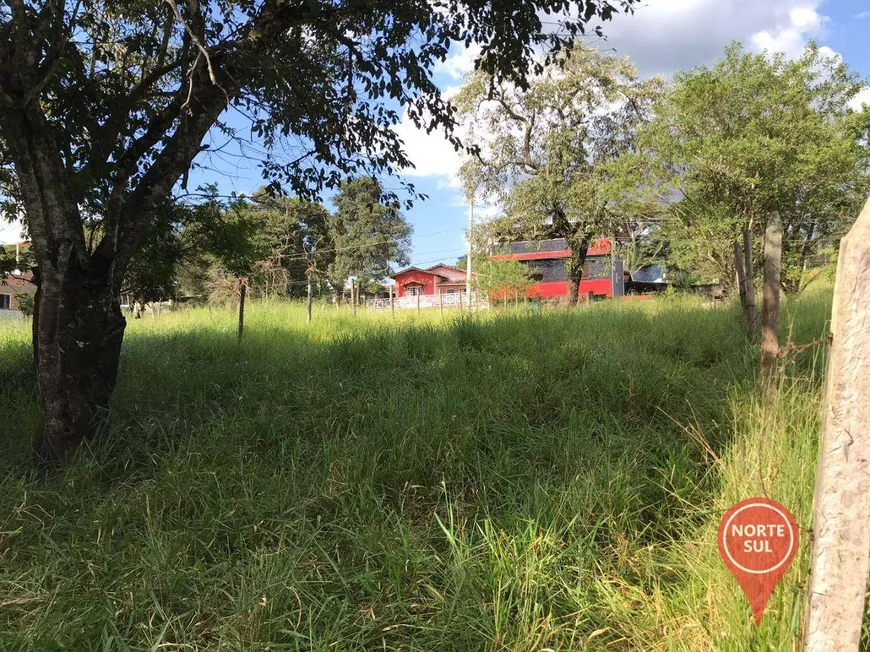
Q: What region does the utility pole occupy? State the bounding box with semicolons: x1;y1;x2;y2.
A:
466;191;474;299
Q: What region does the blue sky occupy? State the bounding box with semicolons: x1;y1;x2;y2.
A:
3;0;870;268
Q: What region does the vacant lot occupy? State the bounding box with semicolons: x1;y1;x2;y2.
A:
0;295;833;650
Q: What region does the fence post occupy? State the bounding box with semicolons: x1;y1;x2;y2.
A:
761;213;782;383
306;274;312;324
743;229;759;337
390;284;395;319
734;240;749;325
351;278;357;318
803;198;870;652
439;292;443;317
416;291;420;315
459;292;464;314
237;277;247;342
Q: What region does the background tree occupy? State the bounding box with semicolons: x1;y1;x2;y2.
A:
234;193;331;300
0;0;638;461
326;177;412;303
633;42;870;294
457;43;664;305
474;258;533;305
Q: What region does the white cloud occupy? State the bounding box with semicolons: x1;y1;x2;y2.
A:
393;110;464;188
849;87;870;111
0;219;24;245
593;0;830;77
394;0;837;187
856;11;870;19
751;6;828;58
433;43;481;81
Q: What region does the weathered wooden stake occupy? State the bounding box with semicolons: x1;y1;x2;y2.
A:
389;284;394;319
743;229;759;337
803;198;870;652
237;277;247;342
459;292;463;314
306;274;312;324
734;241;749;326
416;291;420;315
439;292;443;317
761;214;782;382
351;278;357;318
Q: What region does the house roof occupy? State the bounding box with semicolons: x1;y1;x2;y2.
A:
390;266;436;278
425;264;466;274
391;264;473;281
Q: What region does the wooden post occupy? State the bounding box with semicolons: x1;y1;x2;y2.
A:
743;229;759;337
416;291;420;315
459;292;464;314
351;279;357;318
514;289;519;308
761;214;782;382
306;274;312;324
734;240;749;316
237;277;247;342
439;292;443;317
586;291;594;303
389;284;395;319
803;198;870;652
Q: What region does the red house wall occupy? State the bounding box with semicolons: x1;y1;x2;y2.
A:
529;278;612;298
393;270;438;297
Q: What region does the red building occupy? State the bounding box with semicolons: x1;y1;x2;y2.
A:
391;264;470;298
491;237;615;298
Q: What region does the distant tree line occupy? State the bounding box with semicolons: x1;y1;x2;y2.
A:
122;177;412;311
462;41;870;300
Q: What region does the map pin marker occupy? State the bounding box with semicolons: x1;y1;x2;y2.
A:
717;497;799;626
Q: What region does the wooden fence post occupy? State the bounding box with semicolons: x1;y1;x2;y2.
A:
306;274;312;324
351;278;357;318
734;240;749;319
439;292;443;317
459;292;464;314
390;284;395;319
743;229;759;337
416;291;420;315
803;198;870;652
761;214;782;382
237;277;247;342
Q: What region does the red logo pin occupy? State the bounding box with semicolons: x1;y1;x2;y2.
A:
717;497;799;625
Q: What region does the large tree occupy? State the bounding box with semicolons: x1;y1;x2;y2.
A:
0;0;638;461
633;42;870;293
457;43;664;304
326;177;412;302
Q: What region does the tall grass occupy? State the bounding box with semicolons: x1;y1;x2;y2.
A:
0;293;832;650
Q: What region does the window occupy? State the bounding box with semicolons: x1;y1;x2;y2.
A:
0;294;10;310
406;285;422;296
446;289;455;294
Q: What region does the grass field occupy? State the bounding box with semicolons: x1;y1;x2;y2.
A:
0;293;835;650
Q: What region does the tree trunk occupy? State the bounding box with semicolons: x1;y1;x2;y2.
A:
33;262;126;464
566;236;589;306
